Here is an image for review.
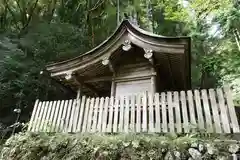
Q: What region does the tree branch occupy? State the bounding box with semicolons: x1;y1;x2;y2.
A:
88;0;105;12
3;0;20;30
20;0;39;32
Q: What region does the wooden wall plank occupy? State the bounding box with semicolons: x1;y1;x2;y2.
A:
174;91;182;133
107;97;114;132
59;100;68;132
161;92;167;133
28;99;39;131
82;98;90;132
148;93;154;132
187;90;197;131
124;96;130;133
33;101;43;132
77;96;86;132
142;93;147;132
97;97;104;132
102;97;109;132
130;95;135;132
87;98;95;132
209;89;222;133
119;96;125;132
39;101;49;132
194;90;204;131
64;100;73;133
224;87;240;133
48;101;57;132
180;91;189;133
92;98;100;132
52;100;61;132
113;98;119;132
154;93;161;133
201;89;213;132
217;88;231;133
136;94;141;132
167;92;174;133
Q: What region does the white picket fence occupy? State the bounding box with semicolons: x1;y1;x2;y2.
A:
28;87;240;133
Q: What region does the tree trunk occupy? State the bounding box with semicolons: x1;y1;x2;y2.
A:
233;29;240;51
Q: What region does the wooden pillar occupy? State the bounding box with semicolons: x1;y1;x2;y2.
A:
144;49;156;94
76;88;81;99
111;80;116;97
151;67;156;94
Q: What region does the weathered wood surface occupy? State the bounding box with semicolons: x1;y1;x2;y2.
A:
28;87;240;133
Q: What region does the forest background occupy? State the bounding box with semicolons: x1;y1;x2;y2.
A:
0;0;239;128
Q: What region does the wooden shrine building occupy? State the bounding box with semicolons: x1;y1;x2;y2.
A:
28;20;240;134
46;20;191;97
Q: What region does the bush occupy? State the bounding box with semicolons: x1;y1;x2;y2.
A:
0;132;239;160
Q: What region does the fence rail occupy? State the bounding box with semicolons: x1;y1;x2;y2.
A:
28;87;240;133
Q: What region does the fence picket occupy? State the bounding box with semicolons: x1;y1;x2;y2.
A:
102;97;109;132
68;99;77;132
194;90;204;131
113;97;119;132
142;92;147;132
180;91;189;133
124;96;130;133
148;93;154;132
217;88;231;133
73;99;81;132
167;92;174;133
107;97;114;132
43;101;53;132
39;101;49;131
77;96;86;132
60;100;68;132
130;95;135;132
51;100;61;132
97;97;104;132
64;100;73;132
187;90;197;131
28;99;39;131
174;91;182;133
161;92;167;133
87;98;95;132
82;98;90;132
201;89;213;132
119;96;124;132
154;93;161;132
48;101;57;132
55;100;64;132
35;101;46;132
136;94;141;132
224;87;240;133
92;98;100;132
32;101;42;132
209;89;222;133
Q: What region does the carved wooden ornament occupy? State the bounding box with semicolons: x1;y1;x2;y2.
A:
144;49;153;59
122;40;132;51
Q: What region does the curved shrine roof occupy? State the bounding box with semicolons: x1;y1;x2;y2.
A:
46;20;191;93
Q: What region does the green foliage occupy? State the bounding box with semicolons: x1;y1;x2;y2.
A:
0;0;240;126
0;132;238;160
